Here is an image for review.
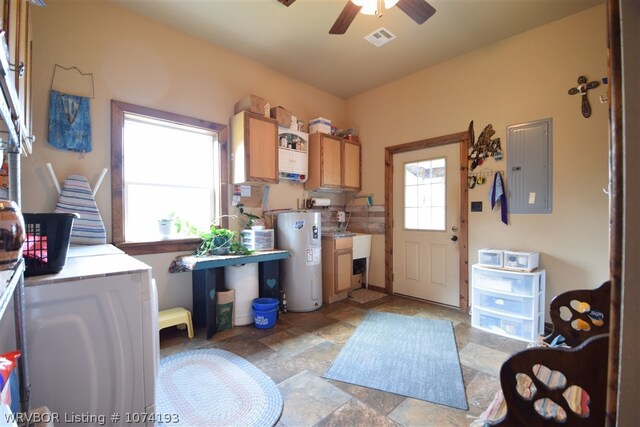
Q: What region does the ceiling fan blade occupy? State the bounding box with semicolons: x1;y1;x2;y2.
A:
329;1;362;35
396;0;436;25
276;0;296;6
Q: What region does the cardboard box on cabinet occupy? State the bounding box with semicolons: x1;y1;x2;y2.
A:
270;106;293;127
234;94;270;116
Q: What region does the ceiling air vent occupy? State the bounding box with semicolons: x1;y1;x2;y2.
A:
364;27;397;47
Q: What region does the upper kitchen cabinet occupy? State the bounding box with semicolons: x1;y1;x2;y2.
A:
231;110;279;185
305;132;361;192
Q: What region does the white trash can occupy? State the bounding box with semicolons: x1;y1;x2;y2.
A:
224;263;259;326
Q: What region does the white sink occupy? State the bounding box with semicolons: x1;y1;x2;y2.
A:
352;233;372;260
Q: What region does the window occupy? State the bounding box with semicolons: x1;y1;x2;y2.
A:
404;157;446;231
111;101;228;255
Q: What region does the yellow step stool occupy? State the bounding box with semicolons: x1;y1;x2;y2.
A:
159;307;194;338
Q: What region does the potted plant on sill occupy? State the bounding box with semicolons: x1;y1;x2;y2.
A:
158;216;174;238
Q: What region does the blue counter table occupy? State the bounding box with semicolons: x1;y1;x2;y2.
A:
173;250;290;338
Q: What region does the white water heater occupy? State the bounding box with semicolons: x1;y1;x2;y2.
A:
277;211;322;311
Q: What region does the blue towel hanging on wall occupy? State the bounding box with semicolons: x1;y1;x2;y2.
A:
489;171;508;225
48;90;92;153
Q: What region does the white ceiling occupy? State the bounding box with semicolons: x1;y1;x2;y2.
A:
110;0;604;99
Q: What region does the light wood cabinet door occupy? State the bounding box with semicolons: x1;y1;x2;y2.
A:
320;133;342;188
334;249;353;294
321;236;353;304
231;111;278;184
343;140;361;191
306;133;341;190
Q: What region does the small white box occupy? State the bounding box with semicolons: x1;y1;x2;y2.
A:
309;123;332;134
240;229;274;251
478;248;504;268
503;251;539;271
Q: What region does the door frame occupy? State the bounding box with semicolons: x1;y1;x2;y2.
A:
384;130;471;312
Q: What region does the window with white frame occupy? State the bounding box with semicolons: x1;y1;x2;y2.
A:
111;101;227;253
404;157;446;231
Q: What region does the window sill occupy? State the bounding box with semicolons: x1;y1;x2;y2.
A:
116;238;201;256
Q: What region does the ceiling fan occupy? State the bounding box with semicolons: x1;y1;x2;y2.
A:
277;0;436;35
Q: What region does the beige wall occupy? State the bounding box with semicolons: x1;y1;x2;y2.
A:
26;0;346;310
347;5;610;309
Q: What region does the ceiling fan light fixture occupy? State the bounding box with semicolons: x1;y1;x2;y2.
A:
383;0;399;8
351;0;378;15
361;2;378;15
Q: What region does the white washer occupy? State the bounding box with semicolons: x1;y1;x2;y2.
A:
24;245;158;425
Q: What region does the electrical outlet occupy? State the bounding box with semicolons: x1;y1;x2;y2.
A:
337;211;346;222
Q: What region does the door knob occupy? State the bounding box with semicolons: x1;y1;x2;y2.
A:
451;226;458;232
451;235;458;242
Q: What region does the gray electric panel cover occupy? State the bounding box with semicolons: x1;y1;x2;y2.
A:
506;118;552;213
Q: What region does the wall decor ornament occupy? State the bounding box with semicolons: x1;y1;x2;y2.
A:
568;75;599;118
468;121;502;171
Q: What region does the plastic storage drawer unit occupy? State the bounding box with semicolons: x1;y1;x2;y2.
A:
472;307;537;341
240;229;274;251
503;250;539;271
477;249;504;268
472;287;536;318
471;264;545;342
471;265;541;295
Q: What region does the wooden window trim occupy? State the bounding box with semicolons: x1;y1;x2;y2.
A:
111;100;228;256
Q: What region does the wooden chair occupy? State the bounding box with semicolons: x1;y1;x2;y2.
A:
544;280;610;347
496;333;608;426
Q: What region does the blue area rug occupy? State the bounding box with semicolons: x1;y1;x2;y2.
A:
157;349;283;426
324;310;468;410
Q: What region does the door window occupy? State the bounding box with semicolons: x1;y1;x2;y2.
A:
404;157;446;231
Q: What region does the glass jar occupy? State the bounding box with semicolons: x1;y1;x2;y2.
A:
0;200;25;270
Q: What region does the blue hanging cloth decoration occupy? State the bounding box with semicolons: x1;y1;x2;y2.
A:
488;171;508;225
48;90;92;153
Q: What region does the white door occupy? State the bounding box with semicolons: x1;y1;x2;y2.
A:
393;143;460;307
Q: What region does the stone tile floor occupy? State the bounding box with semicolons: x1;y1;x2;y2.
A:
159;293;530;427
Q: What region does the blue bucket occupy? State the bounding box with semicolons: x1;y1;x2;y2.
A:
252;298;279;329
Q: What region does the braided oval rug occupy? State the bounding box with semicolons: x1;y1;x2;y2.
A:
157;349;283;427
